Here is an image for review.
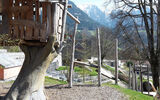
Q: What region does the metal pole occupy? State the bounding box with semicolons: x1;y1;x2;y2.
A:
69;18;78;88
115;39;118;85
97;28;101;87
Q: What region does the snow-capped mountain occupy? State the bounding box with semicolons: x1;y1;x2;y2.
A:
79;4;115;28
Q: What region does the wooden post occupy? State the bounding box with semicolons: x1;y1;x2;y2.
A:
135;70;137;91
97;28;101;86
129;64;131;89
132;65;135;90
115;39;118;85
52;3;57;36
60;0;68;42
140;64;143;93
69;17;78;88
147;65;150;95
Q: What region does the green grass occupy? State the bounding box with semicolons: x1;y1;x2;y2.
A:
102;83;153;100
44;76;67;85
103;64;115;73
74;66;98;76
56;66;68;71
103;64;122;74
56;66;98;76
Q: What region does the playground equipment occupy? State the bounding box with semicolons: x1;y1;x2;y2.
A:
0;0;79;46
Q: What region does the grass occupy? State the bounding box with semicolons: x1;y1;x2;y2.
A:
102;64;115;73
103;64;122;74
102;83;153;100
56;66;68;71
5;76;67;85
44;76;67;85
56;66;98;76
74;66;98;76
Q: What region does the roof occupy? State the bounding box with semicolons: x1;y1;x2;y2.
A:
0;52;24;68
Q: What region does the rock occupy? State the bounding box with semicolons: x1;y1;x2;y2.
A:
143;81;153;92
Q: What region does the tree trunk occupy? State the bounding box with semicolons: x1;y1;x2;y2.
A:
4;36;57;100
150;60;159;89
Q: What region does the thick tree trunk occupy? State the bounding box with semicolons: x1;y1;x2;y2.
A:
4;36;57;100
150;60;159;89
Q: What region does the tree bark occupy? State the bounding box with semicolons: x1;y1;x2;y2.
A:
4;36;58;100
150;61;159;88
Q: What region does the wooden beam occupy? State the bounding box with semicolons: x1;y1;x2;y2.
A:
69;17;78;88
74;61;98;68
0;0;2;13
19;40;46;46
97;28;101;87
129;64;131;89
10;20;45;29
132;66;135;90
60;0;68;44
67;11;80;24
140;64;143;93
147;65;150;95
9;6;30;13
115;39;118;85
135;70;138;91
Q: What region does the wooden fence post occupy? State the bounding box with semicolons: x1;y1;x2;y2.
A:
132;65;135;90
147;65;150;95
60;0;68;42
135;70;137;91
69;17;78;88
129;64;131;89
115;39;118;85
97;28;101;87
140;64;143;93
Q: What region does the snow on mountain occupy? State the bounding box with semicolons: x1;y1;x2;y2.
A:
79;4;116;28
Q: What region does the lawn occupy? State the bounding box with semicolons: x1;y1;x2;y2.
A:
102;83;153;100
56;66;98;76
44;76;67;85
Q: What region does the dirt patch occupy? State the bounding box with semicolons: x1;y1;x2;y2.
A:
0;83;128;100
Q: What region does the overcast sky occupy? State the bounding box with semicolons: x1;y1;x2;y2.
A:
70;0;115;14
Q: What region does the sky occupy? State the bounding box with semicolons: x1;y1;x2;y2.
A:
70;0;115;14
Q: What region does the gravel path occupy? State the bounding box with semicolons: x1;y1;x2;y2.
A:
0;83;128;100
45;85;128;100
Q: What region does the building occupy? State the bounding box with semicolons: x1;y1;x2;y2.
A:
0;51;24;80
0;49;62;80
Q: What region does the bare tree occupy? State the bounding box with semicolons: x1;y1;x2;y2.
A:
105;0;160;88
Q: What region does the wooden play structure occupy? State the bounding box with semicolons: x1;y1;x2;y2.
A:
0;0;79;46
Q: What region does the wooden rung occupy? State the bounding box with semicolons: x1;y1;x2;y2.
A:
10;20;45;29
10;6;30;13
